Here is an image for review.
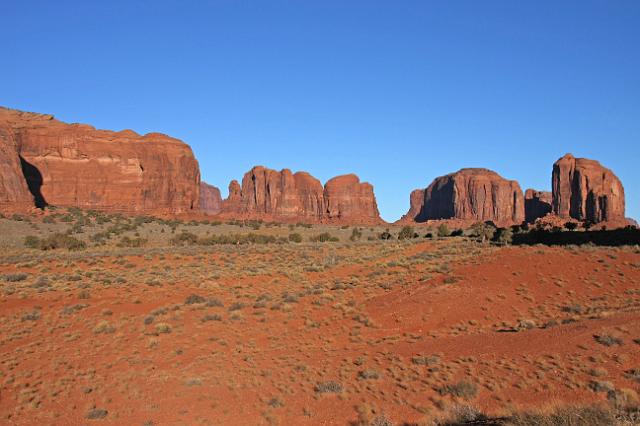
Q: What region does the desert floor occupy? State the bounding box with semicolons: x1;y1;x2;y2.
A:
1;214;639;425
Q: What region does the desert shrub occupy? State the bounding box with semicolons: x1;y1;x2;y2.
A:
379;229;393;240
505;405;615;426
25;233;86;250
494;227;513;245
437;380;478;399
228;302;245;311
594;334;623;346
21;310;41;321
314;381;343;393
1;273;28;282
86;408;108;419
357;369;380;380
564;222;579;231
350;227;363;241
469;222;495;242
450;228;464;237
155;323;172;334
184;294;206;304
170;231;199;246
310;232;338;242
201;314;222;322
437;224;450;237
398;226;416;240
206;298;224;308
411;355;440;366
288;233;303;243
117;236;147;248
93;320;115;334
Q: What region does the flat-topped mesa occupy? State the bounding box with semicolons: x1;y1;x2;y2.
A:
524;189;552;223
221;166;325;220
403;168;525;227
552;153;625;224
221;166;383;224
0;107;201;214
199;182;222;215
323;174;381;223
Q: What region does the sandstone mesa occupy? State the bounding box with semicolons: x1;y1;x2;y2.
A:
0;107;633;227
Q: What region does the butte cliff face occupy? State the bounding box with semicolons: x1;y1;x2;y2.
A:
0;119;34;210
0;107;201;214
200;182;222;215
323;174;380;222
221;166;325;220
524;189;552;223
552;154;625;223
221;166;382;224
403;168;525;226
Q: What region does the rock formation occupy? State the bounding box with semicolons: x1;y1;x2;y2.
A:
524;189;552;223
403;168;525;226
0;107;201;214
221;166;325;220
0;119;34;210
552;154;625;223
200;182;222;215
221;166;382;224
323;174;381;223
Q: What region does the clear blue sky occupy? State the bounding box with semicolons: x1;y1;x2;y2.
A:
2;1;639;222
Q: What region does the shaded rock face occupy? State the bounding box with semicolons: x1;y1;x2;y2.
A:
404;168;525;226
199;182;222;215
221;167;382;224
399;189;426;223
0;107;200;214
552;154;625;223
524;189;552;223
0;120;34;210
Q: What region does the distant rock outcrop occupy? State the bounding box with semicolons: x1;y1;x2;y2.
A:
323;174;381;223
199;182;222;215
220;166;382;224
552;153;625;223
524;189;552;223
221;166;325;220
0;107;201;215
402;168;525;227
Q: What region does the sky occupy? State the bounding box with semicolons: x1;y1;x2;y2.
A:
2;1;639;222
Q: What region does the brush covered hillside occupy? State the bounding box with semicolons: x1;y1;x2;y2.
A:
0;209;639;425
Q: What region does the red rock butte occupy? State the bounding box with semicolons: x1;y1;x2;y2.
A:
552;153;625;224
0;107;200;215
220;166;383;224
401;168;525;227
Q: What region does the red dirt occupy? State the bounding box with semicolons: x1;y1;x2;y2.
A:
1;241;639;425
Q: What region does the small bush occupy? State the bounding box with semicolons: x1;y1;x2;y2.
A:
2;273;28;282
379;229;393;240
594;334;623;346
350;227;363;241
437;224;450;237
437;381;478;399
310;232;338;242
155;323;172;334
288;233;303;243
25;233;86;250
398;226;416;240
184;294;206;305
315;381;343;394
